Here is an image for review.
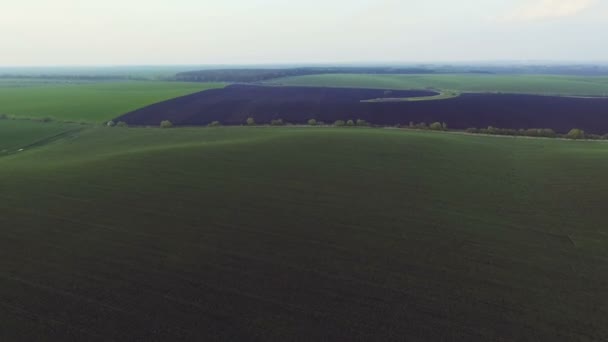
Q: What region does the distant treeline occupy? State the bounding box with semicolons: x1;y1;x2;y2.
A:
146;116;600;141
175;67;440;82
462;126;603;140
405;121;603;140
4;65;608;83
474;65;608;76
175;65;608;82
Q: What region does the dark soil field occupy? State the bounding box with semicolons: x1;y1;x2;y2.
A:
119;85;608;133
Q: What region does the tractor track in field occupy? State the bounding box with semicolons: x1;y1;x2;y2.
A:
0;128;83;157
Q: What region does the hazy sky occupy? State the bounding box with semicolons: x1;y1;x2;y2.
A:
1;0;607;66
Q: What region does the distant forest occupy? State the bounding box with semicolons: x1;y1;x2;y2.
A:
176;65;608;82
174;67;440;82
1;64;607;82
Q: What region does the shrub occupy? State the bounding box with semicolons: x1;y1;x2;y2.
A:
492;128;515;136
0;114;8;120
334;120;346;127
356;119;369;126
466;126;559;138
208;121;222;127
270;118;284;126
246;117;255;125
603;134;608;140
308;118;317;126
566;128;585;140
523;128;555;137
346;120;355;126
416;122;428;129
106;120;116;127
482;126;522;135
160;120;173;128
429;122;443;131
540;128;556;138
116;121;128;128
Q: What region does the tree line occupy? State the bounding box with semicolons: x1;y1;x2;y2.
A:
462;126;601;140
154;118;371;128
404;121;601;140
19;115;605;140
175;67;435;82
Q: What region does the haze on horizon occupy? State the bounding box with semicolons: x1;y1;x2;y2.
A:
2;0;607;66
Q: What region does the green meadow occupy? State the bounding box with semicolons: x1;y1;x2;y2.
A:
0;80;223;123
1;120;607;340
270;74;608;96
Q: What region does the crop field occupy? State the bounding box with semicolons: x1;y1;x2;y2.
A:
0;120;83;155
1;121;608;341
0;80;224;123
120;84;608;134
269;74;608;97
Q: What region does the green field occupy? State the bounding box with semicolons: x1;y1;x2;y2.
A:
0;120;84;154
362;90;461;102
1;120;607;340
0;80;223;123
269;74;608;96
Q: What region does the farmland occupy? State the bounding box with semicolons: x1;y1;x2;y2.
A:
0;120;83;155
119;84;608;134
1;120;608;341
269;74;608;97
2;70;608;341
0;80;224;123
5;0;608;339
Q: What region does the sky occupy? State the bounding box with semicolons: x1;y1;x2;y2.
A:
1;0;607;66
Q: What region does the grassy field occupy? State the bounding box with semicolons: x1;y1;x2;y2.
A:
1;121;607;340
0;65;214;80
269;74;608;97
0;80;224;123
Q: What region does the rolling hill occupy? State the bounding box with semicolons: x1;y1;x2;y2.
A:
1;121;607;341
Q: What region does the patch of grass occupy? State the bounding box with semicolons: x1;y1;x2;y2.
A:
362;90;461;102
1;124;608;340
270;73;608;97
0;80;224;123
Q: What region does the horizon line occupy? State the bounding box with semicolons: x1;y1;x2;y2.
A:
2;60;608;68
